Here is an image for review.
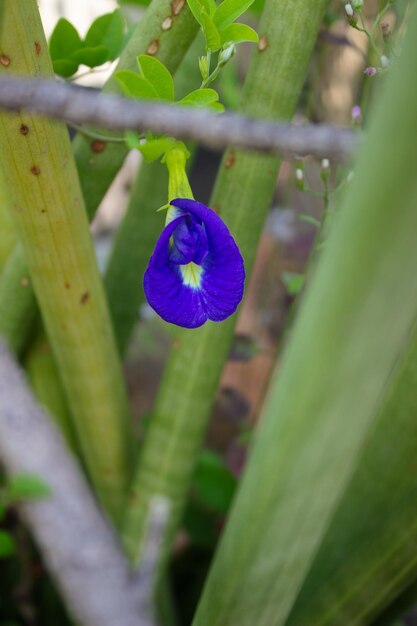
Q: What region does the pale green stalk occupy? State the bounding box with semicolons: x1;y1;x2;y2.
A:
122;0;329;565
0;173;16;268
0;0;133;523
0;244;36;354
192;7;417;625
24;327;78;452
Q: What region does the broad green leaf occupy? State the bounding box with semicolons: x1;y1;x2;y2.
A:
0;531;15;558
192;10;417;626
115;70;159;99
193;450;237;515
200;12;222;51
85;9;124;61
6;474;51;501
72;46;109;68
49;18;83;61
213;0;256;30
179;88;224;111
186;0;215;23
139;137;176;162
137;55;175;101
51;58;78;78
179;88;219;105
281;272;304;295
220;23;259;45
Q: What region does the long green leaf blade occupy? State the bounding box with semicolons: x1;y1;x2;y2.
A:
192;7;417;626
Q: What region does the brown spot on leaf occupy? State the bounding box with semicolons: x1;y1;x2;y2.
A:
20;124;29;136
258;35;268;52
225;151;236;169
171;0;185;15
31;166;41;176
91;139;106;153
34;41;41;56
147;39;159;55
162;16;173;30
80;292;90;305
64;282;71;289
0;54;10;67
20;277;30;287
212;204;220;215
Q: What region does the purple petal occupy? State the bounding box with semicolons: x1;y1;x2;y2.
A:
143;199;245;328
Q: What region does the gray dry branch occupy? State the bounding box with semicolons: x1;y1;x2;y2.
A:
0;340;155;626
0;76;359;161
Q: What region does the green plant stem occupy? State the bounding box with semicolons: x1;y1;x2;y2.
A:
0;172;17;268
122;0;329;567
0;245;37;354
192;6;417;625
0;0;133;524
24;326;78;452
73;0;199;219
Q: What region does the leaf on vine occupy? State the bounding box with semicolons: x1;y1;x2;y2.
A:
49;18;83;77
213;0;256;30
137;55;175;101
85;9;124;61
200;12;222;51
115;70;160;99
72;46;109;68
179;88;224;111
220;23;259;45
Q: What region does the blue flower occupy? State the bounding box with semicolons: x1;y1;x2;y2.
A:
143;198;245;328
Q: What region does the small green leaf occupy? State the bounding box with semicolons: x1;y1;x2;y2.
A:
115;70;159;99
200;12;222;52
85;10;124;61
179;88;219;106
213;0;256;29
0;531;15;558
6;474;51;501
179;88;224;111
52;58;79;78
220;23;259;45
281;272;305;296
137;55;175;101
49;18;83;61
72;46;109;68
186;0;215;23
193;450;237;515
139;137;176;162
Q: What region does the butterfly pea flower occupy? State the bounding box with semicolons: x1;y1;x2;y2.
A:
144;198;245;328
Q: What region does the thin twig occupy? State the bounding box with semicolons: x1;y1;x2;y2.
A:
0;77;359;161
0;340;154;626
